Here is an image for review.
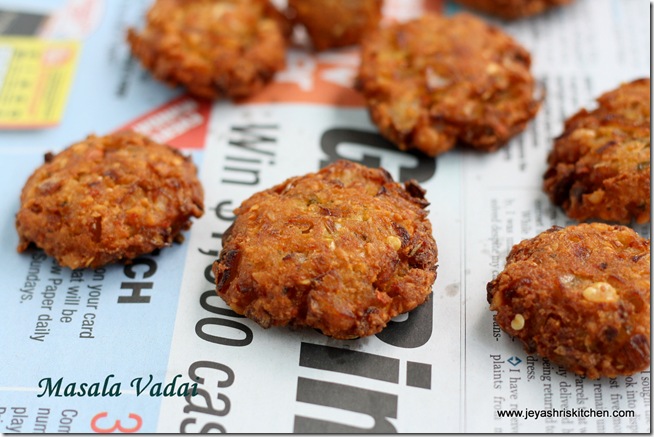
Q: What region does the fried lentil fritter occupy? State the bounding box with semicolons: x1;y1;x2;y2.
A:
127;0;290;100
16;132;204;269
454;0;574;20
544;78;651;224
288;0;383;51
487;223;650;379
356;13;541;157
213;160;437;339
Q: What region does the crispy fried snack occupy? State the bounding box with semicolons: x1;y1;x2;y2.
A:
288;0;383;51
16;132;204;269
544;78;651;224
487;224;650;379
127;0;290;100
213;160;437;339
454;0;574;20
356;13;541;157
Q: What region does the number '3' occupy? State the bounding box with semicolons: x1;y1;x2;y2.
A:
91;412;142;433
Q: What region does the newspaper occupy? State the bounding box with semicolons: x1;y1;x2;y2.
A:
0;0;650;433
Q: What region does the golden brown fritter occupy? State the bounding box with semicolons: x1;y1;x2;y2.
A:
16;131;204;269
544;78;651;224
213;160;437;339
288;0;383;51
356;13;541;157
454;0;574;20
127;0;290;100
487;223;650;379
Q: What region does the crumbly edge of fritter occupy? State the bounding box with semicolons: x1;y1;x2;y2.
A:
213;161;437;339
356;13;540;156
16;132;204;269
487;224;650;379
126;0;289;100
543;78;651;224
288;0;383;51
455;0;574;20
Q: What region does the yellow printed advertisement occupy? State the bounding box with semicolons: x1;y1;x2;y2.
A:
0;37;79;128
